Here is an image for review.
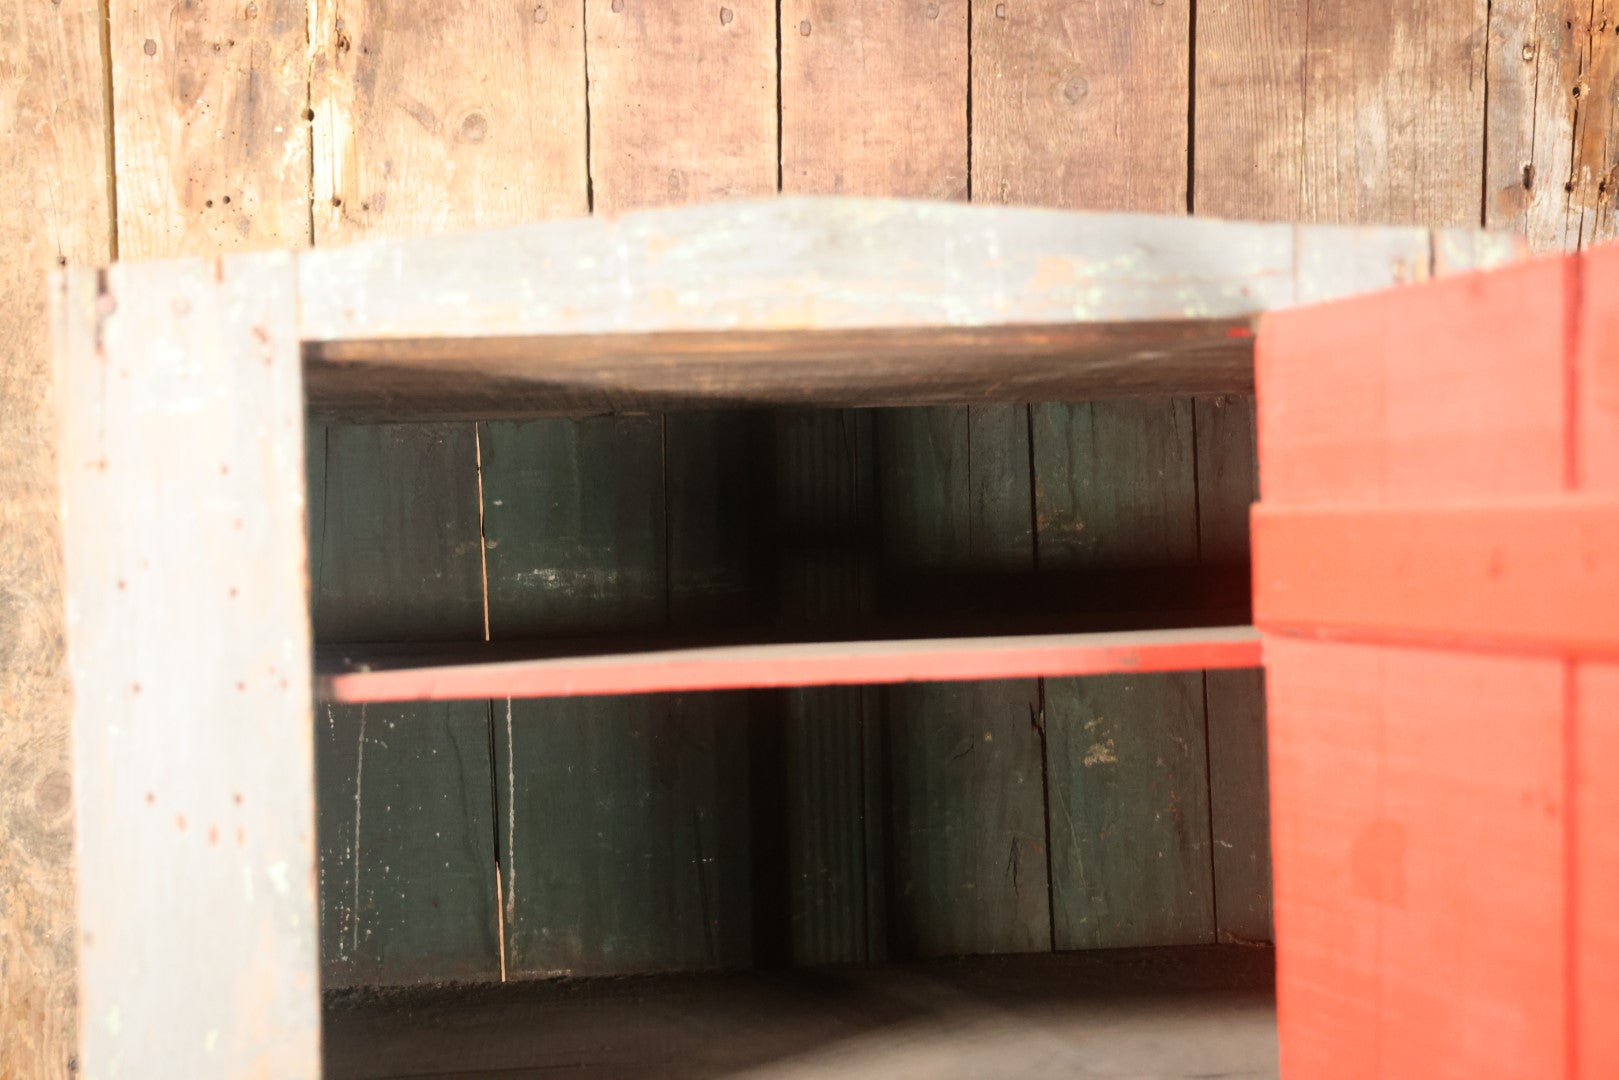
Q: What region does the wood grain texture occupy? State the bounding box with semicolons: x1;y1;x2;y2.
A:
311;0;589;243
0;1;110;1074
1488;0;1618;251
780;0;967;200
57;256;319;1078
777;0;966;964
972;0;1188;211
308;424;499;987
110;0;309;254
585;0;776;214
1196;0;1486;227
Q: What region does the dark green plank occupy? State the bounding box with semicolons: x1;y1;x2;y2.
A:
876;406;1050;956
482;416;665;639
884;678;1049;956
491;692;752;974
1045;673;1215;948
1033;399;1216;948
771;409;884;964
485;415;753;975
1194;395;1272;942
1205;669;1271;943
309;422;500;987
1194;394;1259;568
663;412;759;969
1032;400;1198;570
317;700;501;985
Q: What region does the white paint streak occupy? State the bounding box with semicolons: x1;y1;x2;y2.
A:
267;861;290;897
505;696;516;922
351;703;367;952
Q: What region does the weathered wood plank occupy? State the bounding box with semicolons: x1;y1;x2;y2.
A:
1488;0;1618;251
778;0;967;965
780;0;968;201
584;0;776;214
877;406;1051;955
310;0;588;243
57;256;319;1078
971;0;1189;211
308;424;499;987
0;1;111;1073
110;0;309;253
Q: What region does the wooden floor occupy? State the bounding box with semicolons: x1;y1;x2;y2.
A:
323;946;1276;1079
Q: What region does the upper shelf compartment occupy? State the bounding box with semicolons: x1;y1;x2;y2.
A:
296;197;1526;420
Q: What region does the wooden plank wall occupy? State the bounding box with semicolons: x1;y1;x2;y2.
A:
3;1;1616;1069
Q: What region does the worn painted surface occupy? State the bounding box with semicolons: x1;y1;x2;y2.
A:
57;256;320;1078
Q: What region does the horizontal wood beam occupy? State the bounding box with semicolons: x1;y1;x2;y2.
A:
294;199;1525;419
1254;497;1619;658
318;626;1263;703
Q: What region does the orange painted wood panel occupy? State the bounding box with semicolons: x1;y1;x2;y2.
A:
1578;244;1619;494
1577;661;1619;1080
322;627;1263;704
1257;256;1570;504
1253;497;1619;659
1265;635;1567;1080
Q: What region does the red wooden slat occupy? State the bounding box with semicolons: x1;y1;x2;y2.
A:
1578;244;1619;495
319;627;1262;704
1257;256;1568;504
1252;496;1619;659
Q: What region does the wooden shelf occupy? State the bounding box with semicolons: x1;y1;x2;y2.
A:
295;198;1526;420
317;625;1262;703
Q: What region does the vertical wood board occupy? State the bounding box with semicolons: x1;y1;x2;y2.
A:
57;256;320;1078
876;406;1051;955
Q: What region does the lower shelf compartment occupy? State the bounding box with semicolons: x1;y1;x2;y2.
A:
323;946;1277;1080
319;625;1262;703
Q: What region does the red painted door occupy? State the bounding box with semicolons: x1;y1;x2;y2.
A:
1253;247;1619;1079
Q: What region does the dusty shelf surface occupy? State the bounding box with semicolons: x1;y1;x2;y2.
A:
323;946;1277;1080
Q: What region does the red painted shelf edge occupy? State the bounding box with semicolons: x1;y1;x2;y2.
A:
319;625;1264;704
